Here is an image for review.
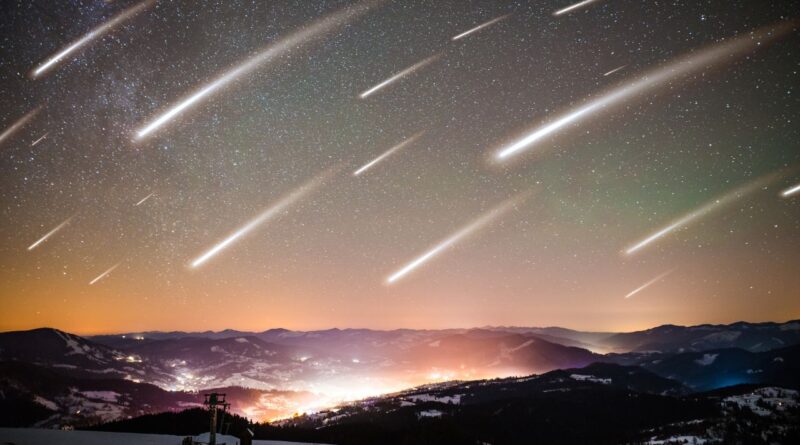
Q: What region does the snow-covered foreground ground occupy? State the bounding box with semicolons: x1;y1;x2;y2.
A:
0;428;332;445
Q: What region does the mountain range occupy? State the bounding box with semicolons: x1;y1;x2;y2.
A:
1;319;799;433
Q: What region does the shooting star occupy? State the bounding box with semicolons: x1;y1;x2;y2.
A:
781;183;800;198
31;132;49;147
386;193;528;284
625;270;674;299
135;192;154;206
359;54;439;99
625;172;783;255
135;1;381;140
353;131;424;176
0;107;40;147
452;14;510;41
603;65;626;76
553;0;600;16
494;20;797;162
30;0;154;79
89;263;121;285
190;170;334;268
28;216;74;251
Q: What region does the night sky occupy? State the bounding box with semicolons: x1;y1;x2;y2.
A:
1;0;798;334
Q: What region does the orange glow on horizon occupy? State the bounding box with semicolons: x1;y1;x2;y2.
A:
2;244;799;336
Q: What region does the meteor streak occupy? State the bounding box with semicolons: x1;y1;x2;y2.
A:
190;170;333;268
494;20;796;161
0;108;40;147
28;216;73;251
31;132;49;147
359;55;439;99
625;270;674;299
135;1;381;140
386;193;528;284
30;0;154;79
553;0;600;16
603;65;626;76
624;173;782;255
89;263;120;285
135;192;154;206
452;14;510;41
781;183;800;198
353;131;424;176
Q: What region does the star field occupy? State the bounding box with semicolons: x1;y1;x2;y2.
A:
0;0;798;334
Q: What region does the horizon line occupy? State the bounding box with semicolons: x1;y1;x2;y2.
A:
3;316;798;337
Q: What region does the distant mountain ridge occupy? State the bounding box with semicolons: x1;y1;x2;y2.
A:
600;320;800;353
1;319;799;429
86;318;800;354
604;344;800;391
0;326;605;427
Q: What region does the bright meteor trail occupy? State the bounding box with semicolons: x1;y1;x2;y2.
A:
452;14;510;41
190;170;333;268
31;132;49;147
625;270;674;299
386;193;528;285
781;183;800;198
359;55;440;99
353;131;424;176
553;0;600;16
89;263;121;285
494;20;797;161
135;192;154;206
135;1;381;140
30;0;154;79
0;107;40;147
625;173;784;255
603;65;626;76
28;216;73;251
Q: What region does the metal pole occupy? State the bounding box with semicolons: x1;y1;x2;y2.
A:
209;405;216;445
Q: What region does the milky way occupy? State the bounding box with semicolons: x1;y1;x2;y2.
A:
30;0;155;79
0;0;798;333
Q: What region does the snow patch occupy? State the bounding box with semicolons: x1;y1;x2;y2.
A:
33;396;58;411
55;331;86;356
508;339;534;352
406;393;461;404
80;391;121;403
723;387;798;417
700;331;741;343
646;435;707;444
569;374;611;384
694;353;718;366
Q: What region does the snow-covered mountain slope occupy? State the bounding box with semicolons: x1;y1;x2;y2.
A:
599;320;800;353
